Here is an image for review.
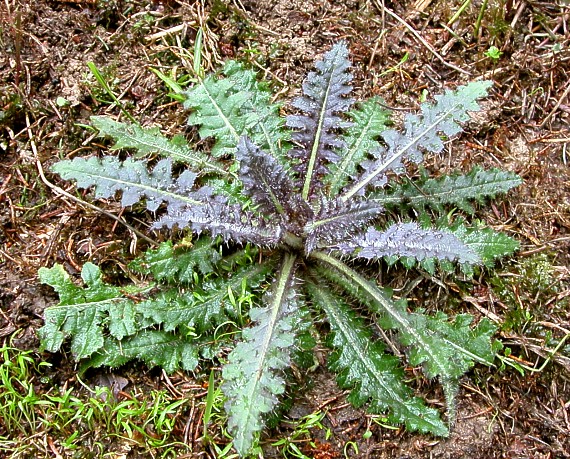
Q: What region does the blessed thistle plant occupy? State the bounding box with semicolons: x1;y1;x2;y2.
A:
39;42;521;455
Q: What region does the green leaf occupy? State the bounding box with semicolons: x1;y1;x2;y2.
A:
222;254;300;456
84;330;199;373
38;263;139;359
185;62;289;160
375;167;522;214
38;263;83;305
130;238;221;284
90;116;225;174
306;280;448;435
325;97;390;195
137;261;273;332
311;251;498;425
108;302;138;340
449;222;520;266
223;61;290;161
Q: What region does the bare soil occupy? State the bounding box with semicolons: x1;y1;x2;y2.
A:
1;0;569;458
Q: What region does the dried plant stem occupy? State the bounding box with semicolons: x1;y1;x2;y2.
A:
26;115;158;247
373;0;471;75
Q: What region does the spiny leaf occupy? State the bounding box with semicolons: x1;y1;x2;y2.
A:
387;308;498;423
129;238;221;284
223;61;291;161
343;81;492;198
185;75;242;157
286;41;354;200
90;116;225;174
448;221;520;267
306;280;448;435
38;263;141;358
52;156;208;212
375;166;522;213
325;97;391;195
304;197;384;252
340;222;480;265
154;201;282;246
136;262;274;332
84;330;199;374
235;136;311;223
43;41;516;457
222;254;300;456
311;251;498;425
185;62;289;159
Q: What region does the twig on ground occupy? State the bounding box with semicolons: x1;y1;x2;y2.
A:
539;80;570;128
372;0;471;75
25;115;158;247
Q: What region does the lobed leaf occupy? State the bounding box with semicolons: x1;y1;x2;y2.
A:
235;136;312;224
84;330;199;374
448;221;520;267
340;222;480;265
311;251;498;425
52;156;209;212
185;62;289;160
343;81;493;199
304;197;384;252
222;254;300;456
325;97;391;195
223;61;291;161
136;261;274;332
154;200;283;246
90;116;225;174
38;263;143;358
374;166;522;214
306;279;448;435
286;41;354;200
129;238;221;284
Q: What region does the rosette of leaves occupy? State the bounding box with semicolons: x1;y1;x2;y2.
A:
40;42;521;456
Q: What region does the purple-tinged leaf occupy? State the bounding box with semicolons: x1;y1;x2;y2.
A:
304;198;384;252
340;222;480;264
286;41;355;200
342;81;492;199
235;137;312;225
52;156;206;212
153;201;282;246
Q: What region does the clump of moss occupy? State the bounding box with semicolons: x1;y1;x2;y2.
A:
491;253;567;332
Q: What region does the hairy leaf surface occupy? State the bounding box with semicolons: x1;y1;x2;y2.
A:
343;81;492;198
304;197;384;252
38;263;142;358
129;239;221;283
235;136;311;223
44;41;518;457
185;62;289;159
341;222;480;264
90;116;225;174
136;262;274;332
85;330;199;373
286;41;354;199
53;156;208;212
311;251;497;423
222;254;300;455
448;222;520;266
306;280;448;435
325;97;391;195
375;167;522;213
154;201;282;245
